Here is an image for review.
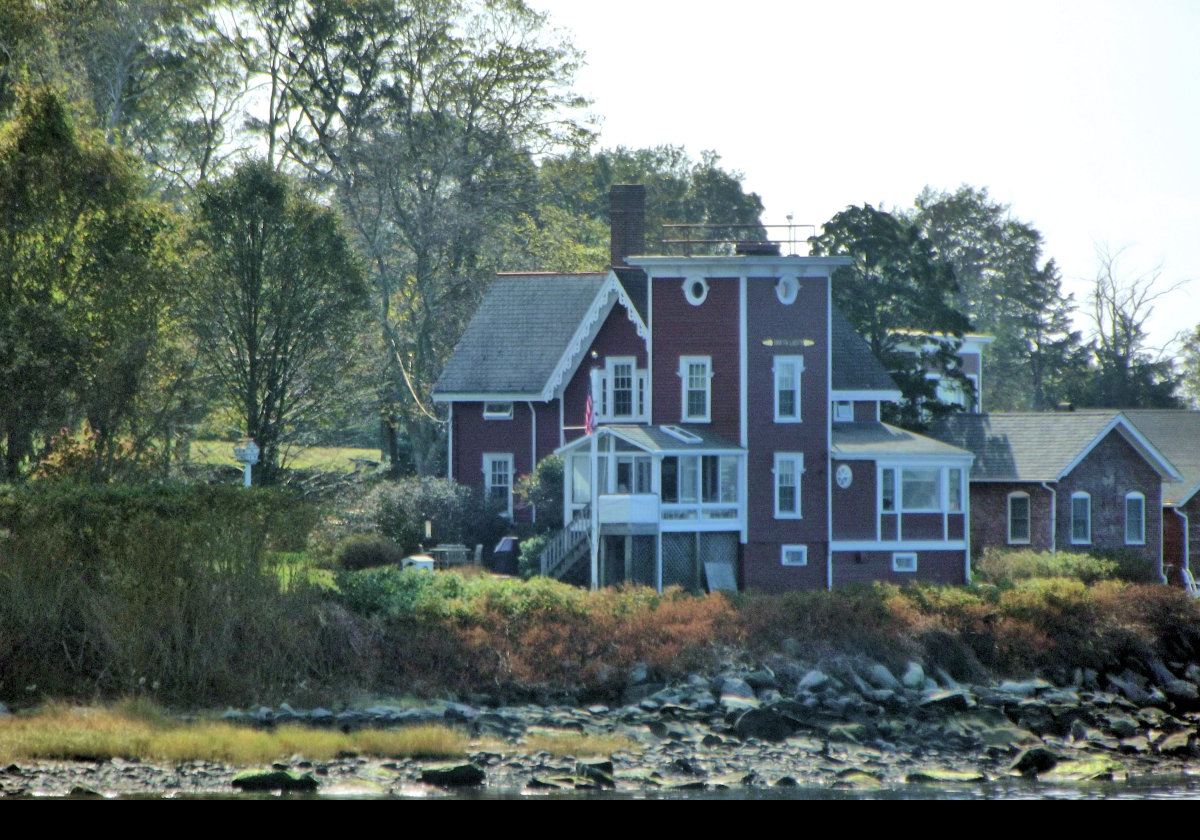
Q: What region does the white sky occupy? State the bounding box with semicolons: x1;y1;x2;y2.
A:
532;0;1199;354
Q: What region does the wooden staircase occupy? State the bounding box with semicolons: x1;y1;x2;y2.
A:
539;506;592;585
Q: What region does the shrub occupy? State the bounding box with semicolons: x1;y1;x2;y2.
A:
517;533;550;579
336;536;406;570
515;456;564;534
368;477;508;556
973;547;1117;585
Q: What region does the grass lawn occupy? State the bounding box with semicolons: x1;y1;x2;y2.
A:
189;440;383;472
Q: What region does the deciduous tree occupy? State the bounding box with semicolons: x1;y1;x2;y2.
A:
187;161;369;483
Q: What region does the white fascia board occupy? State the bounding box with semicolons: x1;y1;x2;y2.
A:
1057;415;1184;482
833;452;975;467
832;540;969;552
543;273;649;402
627;255;852;277
433;392;546;402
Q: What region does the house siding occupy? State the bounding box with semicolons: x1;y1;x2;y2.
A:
831;459;876;540
650;276;740;440
452;401;541;521
1163;497;1200;585
743;274;831;587
744;540;828;591
1056;431;1162;568
970;483;1055;556
561;305;648;447
832;550;964;586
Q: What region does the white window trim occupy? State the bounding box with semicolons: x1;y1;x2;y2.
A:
833;400;854;423
1070;492;1091;545
1007;492;1031;545
598;356;646;422
892;552;918;573
774;453;804;519
679;356;712;423
776;275;800;305
1125;492;1146;545
773;355;804;423
682;275;709;306
483;453;514;520
781;544;808;566
482;401;513;420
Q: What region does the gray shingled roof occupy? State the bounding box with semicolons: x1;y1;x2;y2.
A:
832;422;973;460
929;411;1148;482
434;273;609;397
830;307;900;394
1124;410;1200;506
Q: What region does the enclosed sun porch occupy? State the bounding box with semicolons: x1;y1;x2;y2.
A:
544;425;745;591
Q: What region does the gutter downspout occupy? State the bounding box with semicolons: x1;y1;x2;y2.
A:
446;403;453;480
1041;482;1057;554
527;401;537;523
1173;508;1188;586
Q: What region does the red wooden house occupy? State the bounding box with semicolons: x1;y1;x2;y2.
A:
433;186;975;591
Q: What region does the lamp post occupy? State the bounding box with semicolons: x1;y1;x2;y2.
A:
233;439;260;487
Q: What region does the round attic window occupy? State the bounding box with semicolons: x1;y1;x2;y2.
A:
682;275;709;306
776;275;800;305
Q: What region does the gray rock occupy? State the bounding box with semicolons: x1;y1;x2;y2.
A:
719;676;756;699
734;708;796;742
1010;746;1058;775
1160;679;1199;704
232;769;319;792
420;762;486;787
919;689;976;713
866;664;902;691
1157;731;1193;757
901;662;925;690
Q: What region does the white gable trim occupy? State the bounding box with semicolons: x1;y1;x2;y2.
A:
543;272;649;401
831;389;903;403
1057;414;1183;482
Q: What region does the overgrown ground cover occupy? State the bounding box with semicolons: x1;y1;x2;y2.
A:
2;482;1199;709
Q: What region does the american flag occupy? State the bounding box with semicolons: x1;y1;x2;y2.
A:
584;385;595;435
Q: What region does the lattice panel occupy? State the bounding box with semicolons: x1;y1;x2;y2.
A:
630;536;656;587
662;533;697;589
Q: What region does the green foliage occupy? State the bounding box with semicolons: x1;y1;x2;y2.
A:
368;477;508;556
973;547;1118;585
517;533;550;579
515;455;564;534
0;89;183;480
910;186;1087;411
0;480;354;705
336;536;405;571
536;145;765;254
809;204;972;429
187;160;370;484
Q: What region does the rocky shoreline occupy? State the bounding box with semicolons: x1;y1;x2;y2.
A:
6;654;1200;798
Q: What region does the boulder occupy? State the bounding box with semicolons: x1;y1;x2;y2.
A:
232;769;319;792
734;708;796;742
1010;746;1058;776
420;762;486;787
866;664;902;691
901;662;926;690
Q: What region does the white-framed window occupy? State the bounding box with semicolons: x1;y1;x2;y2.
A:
679;356;712;422
596;356;647;422
774;356;804;423
1125;492;1145;545
833;400;854;423
781;544;808;566
570;454;590;504
682;275;709;306
892;552;918;572
881;468;897;512
482;401;513;420
776;275;800;305
774;453;804;519
661;455;739;505
947;468;964;513
483;454;514;519
1071;492;1091;544
900;468;941;512
1007;492;1031;544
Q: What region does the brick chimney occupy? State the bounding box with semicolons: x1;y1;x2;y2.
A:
609;184;645;268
